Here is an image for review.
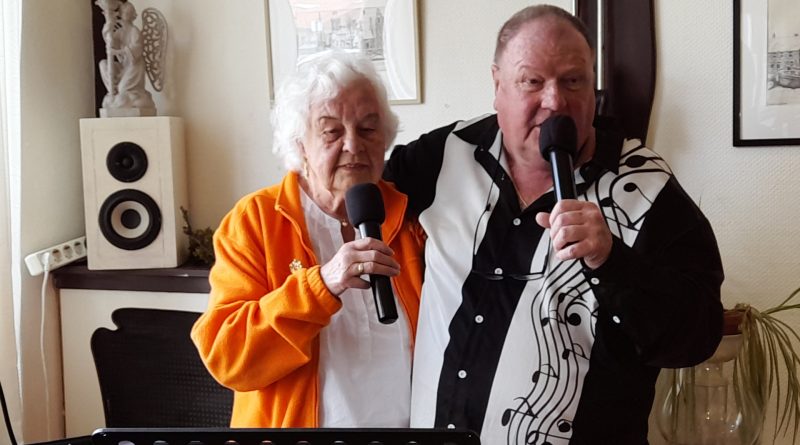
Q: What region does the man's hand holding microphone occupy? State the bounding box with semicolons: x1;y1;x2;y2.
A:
535;115;612;270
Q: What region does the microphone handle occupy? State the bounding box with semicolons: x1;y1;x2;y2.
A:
372;276;398;324
358;223;399;324
548;149;577;201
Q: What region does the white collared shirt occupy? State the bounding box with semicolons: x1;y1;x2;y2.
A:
301;189;412;427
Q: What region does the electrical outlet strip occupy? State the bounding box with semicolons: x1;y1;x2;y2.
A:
24;236;87;276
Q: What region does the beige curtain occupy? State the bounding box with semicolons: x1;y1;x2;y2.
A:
0;0;23;444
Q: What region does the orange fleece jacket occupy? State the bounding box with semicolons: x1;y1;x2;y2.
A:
191;172;424;427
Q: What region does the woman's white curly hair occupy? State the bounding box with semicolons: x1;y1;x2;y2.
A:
271;50;399;172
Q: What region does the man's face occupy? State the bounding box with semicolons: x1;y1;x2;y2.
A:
492;17;596;162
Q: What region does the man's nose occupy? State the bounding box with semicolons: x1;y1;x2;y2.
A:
541;83;567;111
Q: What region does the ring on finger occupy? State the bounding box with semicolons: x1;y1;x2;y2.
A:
356;262;364;274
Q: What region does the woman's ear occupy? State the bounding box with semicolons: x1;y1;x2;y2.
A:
297;142;310;178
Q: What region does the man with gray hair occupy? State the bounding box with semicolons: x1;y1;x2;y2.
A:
385;5;723;444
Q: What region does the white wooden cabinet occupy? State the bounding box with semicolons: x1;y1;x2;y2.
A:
55;265;210;437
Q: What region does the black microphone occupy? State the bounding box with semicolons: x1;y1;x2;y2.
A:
345;183;398;324
539;115;578;201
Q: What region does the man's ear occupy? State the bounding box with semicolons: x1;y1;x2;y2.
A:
491;64;501;110
491;64;501;93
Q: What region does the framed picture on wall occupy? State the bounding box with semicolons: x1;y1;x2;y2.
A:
266;0;422;104
734;0;800;146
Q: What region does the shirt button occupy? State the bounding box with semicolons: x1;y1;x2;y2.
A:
447;424;456;429
475;315;484;324
458;370;467;379
612;315;621;324
494;267;503;275
512;218;521;226
590;277;600;285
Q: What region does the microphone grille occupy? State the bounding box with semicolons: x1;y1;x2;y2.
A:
539;115;578;160
345;182;385;226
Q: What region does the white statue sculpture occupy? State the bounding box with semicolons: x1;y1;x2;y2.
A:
96;0;167;117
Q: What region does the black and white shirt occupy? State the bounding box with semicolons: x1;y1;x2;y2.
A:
384;114;724;445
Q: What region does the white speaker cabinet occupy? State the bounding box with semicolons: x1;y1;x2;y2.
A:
80;117;189;270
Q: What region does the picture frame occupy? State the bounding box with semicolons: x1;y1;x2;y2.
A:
733;0;800;146
266;0;422;105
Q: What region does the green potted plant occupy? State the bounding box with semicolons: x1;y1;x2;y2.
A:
654;287;800;445
181;206;215;266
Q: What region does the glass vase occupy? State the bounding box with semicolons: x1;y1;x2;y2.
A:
654;334;762;445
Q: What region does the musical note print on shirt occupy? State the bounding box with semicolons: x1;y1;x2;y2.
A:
496;139;672;445
501;258;594;445
586;141;672;244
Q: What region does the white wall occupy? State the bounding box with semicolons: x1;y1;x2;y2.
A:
650;3;799;442
17;0;94;442
15;0;800;444
653;1;800;308
133;0;572;229
133;0;277;229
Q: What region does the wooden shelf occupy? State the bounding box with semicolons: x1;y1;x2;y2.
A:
52;260;211;293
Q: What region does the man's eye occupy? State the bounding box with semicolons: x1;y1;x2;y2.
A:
564;77;585;90
521;78;542;90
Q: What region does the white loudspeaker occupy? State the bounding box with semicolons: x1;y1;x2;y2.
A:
79;117;189;270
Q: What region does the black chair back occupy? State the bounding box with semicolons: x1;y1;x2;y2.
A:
91;308;233;427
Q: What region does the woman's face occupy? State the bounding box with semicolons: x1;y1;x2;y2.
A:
300;78;387;202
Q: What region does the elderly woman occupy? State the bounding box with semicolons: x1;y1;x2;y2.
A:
191;52;424;428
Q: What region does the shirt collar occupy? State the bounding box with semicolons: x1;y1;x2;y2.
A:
583;115;624;178
453;113;624;183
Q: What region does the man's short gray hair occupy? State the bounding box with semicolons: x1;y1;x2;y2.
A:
494;4;592;64
271;50;399;172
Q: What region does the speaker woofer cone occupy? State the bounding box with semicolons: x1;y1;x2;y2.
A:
99;189;162;250
107;142;148;183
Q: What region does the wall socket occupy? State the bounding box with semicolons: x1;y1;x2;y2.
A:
24;236;88;276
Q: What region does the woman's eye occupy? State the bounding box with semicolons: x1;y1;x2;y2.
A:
322;129;341;140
